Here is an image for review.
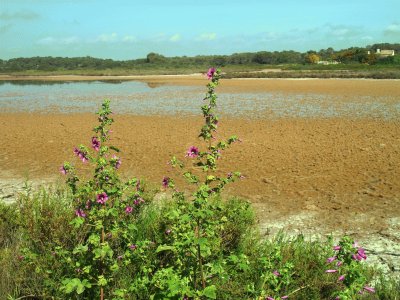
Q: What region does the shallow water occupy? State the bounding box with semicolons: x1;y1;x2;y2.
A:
0;80;399;119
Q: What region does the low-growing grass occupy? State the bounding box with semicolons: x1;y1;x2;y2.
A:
1;186;398;299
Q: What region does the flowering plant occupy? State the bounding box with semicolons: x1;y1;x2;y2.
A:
157;68;243;299
57;100;149;299
325;236;375;299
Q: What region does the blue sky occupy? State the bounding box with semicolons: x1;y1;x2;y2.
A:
1;0;399;59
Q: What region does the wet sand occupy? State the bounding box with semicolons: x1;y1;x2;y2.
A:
1;77;400;272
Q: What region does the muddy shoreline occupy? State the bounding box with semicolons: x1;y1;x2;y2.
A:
1;78;399;275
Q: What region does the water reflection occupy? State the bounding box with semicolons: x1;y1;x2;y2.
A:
0;80;399;119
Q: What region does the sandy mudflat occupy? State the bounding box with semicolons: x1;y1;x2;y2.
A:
1;78;400;272
1;74;400;96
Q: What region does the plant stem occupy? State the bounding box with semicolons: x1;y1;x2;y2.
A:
100;227;105;300
196;219;206;289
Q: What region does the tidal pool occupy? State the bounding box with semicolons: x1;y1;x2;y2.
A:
0;80;399;119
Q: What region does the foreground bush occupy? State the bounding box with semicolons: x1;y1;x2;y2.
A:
1;69;398;299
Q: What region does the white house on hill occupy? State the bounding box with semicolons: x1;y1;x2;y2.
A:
368;49;395;57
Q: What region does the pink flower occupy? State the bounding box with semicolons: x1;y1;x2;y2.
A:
186;146;199;158
91;137;100;151
125;206;133;214
75;209;86;218
134;197;144;206
74;147;88;163
363;286;375;293
327;256;337;263
73;147;80;156
96;192;108;204
357;248;367;260
165;229;172;235
333;245;341;251
112;155;121;169
326;269;338;273
281;296;289;299
273;270;281;277
59;165;67;175
129;244;137;250
162;176;170;188
206;67;216;79
338;275;345;281
336;261;343;267
266;297;274;300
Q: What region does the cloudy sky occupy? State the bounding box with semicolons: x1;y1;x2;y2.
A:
1;0;399;59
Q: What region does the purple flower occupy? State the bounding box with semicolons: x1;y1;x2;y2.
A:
206;67;216;79
125;206;133;214
112;155;121;169
357;248;367;260
91;136;100;151
85;201;91;209
352;254;362;261
326;269;338;273
75;209;86;218
134;197;144;206
363;286;375;293
136;180;141;191
333;245;341;251
74;147;88;163
186;146;199;158
336;261;343;267
96;192;108;204
162;176;170;188
73;147;80;156
129;244;137;250
335;297;340;300
281;296;289;300
59;165;67;175
273;270;281;277
327;256;337;263
266;297;275;300
338;275;345;281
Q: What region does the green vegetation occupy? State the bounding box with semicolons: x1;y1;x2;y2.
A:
1;185;399;299
1;69;399;299
0;43;399;78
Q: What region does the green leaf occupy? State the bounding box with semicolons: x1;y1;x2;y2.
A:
76;283;85;294
110;145;120;152
98;275;108;287
203;285;217;299
156;245;175;253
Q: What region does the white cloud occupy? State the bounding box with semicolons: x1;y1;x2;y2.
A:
37;36;80;45
169;33;181;42
96;33;118;43
122;35;137;42
384;23;400;36
196;33;217;41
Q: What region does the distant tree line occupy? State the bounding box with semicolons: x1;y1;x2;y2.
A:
0;43;399;72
